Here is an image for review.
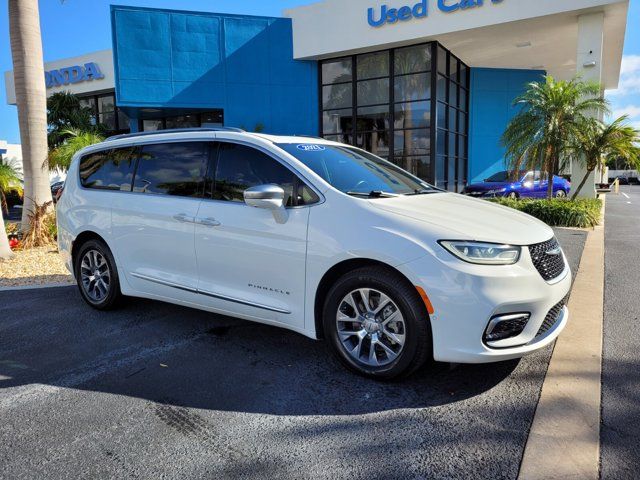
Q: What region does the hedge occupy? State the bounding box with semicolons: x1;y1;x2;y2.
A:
489;198;602;228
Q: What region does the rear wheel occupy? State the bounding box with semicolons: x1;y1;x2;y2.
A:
323;266;432;379
555;189;567;198
74;239;122;310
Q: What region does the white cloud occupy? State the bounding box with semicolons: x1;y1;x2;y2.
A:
606;55;640;97
621;55;640;75
612;105;640;119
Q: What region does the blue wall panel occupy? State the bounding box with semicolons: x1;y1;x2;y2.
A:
468;68;544;183
111;6;319;135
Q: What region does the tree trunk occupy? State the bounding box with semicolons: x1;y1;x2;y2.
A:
0;211;14;260
546;156;556;199
571;167;595;200
8;0;52;232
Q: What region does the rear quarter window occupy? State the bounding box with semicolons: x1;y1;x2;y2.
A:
79;147;137;191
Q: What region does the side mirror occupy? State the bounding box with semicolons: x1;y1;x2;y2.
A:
244;184;288;224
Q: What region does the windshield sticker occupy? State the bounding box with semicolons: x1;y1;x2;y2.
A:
296;144;326;152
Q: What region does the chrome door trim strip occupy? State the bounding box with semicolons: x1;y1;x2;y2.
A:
198;289;291;314
130;272;197;294
130;272;291;314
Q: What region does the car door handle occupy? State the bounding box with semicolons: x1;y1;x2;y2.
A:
173;213;195;223
197;217;221;227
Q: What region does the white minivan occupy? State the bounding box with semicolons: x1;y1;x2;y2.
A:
57;128;571;379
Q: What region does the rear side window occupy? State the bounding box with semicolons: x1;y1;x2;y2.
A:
79;148;136;191
133;142;208;197
213;143;297;205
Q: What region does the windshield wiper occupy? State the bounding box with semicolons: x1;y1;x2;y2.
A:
346;190;399;198
406;189;439;196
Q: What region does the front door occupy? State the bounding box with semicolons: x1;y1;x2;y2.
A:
194;142;315;328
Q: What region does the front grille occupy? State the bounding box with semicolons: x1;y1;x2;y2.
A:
535;296;568;338
529;237;566;281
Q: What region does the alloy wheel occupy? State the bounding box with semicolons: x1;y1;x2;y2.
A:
80;249;111;302
336;288;406;367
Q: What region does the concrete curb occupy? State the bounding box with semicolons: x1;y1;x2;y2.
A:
519;197;606;480
0;282;74;292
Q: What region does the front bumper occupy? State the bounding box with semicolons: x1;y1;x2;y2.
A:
400;244;572;364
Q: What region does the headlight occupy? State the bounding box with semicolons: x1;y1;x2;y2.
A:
439;241;521;265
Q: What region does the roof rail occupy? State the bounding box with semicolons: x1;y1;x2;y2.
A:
104;127;245;142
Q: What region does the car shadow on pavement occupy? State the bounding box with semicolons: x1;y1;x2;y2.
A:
0;288;520;416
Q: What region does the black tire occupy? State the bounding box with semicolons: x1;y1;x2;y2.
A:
555;189;567;198
74;239;123;310
507;191;519;200
323;266;432;380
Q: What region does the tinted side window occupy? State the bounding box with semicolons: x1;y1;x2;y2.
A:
214;143;296;205
133;142;208;197
79;148;136;191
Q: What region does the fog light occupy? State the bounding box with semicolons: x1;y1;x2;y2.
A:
484;313;531;345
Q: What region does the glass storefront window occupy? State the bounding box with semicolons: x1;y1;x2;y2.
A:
143;119;163;131
394;101;430;130
323;109;353;134
319;42;468;190
357;51;389;79
394;73;430;103
394;129;430;157
394;44;431;75
322;58;353;84
356;105;390;131
357;78;389;106
165;114;199;129
323;84;352;110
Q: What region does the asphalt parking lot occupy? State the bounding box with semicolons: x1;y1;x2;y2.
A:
601;186;640;479
0;228;586;480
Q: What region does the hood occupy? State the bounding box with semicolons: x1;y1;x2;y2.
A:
369;193;554;246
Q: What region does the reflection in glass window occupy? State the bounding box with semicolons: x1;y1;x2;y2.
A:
321;58;353;84
394;101;430;130
133;142;207;197
395;44;431;75
356;105;390;132
357;78;389;106
394;129;430;157
357;51;389;80
79;148;136;191
323;109;353;135
323;84;353;110
166;115;199;129
394;73;430;102
214;143;296;205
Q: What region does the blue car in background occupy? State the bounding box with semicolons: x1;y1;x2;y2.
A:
463;170;571;199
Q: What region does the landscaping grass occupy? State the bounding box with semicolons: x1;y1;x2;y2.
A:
489;197;602;228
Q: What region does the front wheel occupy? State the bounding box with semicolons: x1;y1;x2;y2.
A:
507;191;519;200
323;266;432;379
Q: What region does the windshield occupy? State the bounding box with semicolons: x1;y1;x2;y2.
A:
276;143;437;196
485;171;525;183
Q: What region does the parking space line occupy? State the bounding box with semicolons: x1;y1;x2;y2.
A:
622;192;630;199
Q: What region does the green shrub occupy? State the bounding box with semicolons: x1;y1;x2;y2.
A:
489;198;602;228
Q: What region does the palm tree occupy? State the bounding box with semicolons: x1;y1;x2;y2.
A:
48;129;105;172
47;92;97;149
569;116;640;199
9;0;53;231
0;157;23;260
502;75;609;199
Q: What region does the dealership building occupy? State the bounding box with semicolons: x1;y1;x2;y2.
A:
4;0;629;193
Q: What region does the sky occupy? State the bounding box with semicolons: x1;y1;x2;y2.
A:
0;0;639;144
